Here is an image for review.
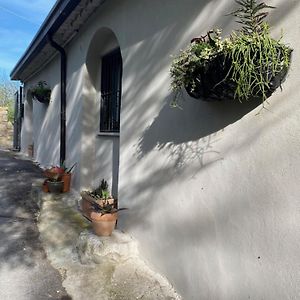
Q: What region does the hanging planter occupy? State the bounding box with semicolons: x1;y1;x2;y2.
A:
170;0;292;104
31;81;51;104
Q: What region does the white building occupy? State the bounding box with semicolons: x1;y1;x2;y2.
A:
11;1;300;299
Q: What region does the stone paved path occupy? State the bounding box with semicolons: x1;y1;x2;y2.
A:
0;150;71;300
36;186;182;300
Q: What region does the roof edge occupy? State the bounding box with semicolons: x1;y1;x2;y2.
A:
10;0;81;81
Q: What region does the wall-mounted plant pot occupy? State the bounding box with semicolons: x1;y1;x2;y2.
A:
31;81;51;104
185;54;290;102
185;54;234;101
32;93;50;104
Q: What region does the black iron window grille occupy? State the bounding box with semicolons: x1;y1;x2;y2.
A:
100;48;122;132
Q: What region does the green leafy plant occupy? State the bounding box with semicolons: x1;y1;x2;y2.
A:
7;100;15;124
170;0;292;104
61;161;77;174
91;200;127;216
87;179;112;200
230;0;275;34
31;81;51;103
47;173;62;182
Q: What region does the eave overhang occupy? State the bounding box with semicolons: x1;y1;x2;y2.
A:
10;0;106;82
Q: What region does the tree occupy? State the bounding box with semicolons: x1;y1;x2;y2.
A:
0;69;19;106
0;69;20;123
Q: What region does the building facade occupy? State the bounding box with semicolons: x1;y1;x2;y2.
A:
11;1;300;299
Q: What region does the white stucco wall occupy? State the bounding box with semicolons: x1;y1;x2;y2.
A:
21;93;33;152
21;0;300;299
22;57;61;165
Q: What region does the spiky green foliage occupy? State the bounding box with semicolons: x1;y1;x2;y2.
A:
91;179;111;199
91;200;127;215
231;0;275;33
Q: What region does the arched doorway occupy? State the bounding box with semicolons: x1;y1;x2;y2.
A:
81;27;122;197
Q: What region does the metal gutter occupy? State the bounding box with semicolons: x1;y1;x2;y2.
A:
10;0;81;80
48;35;67;165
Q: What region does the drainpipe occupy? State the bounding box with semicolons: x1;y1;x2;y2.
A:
47;34;66;165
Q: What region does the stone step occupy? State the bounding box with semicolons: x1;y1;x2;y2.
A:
34;186;181;300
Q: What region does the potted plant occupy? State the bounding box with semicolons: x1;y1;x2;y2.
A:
43;162;76;193
90;199;127;236
170;0;292;104
47;174;64;193
81;179;115;220
60;162;76;192
31;81;51;104
42;179;49;193
44;165;65;179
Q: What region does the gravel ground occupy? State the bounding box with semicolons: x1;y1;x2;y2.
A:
0;150;71;300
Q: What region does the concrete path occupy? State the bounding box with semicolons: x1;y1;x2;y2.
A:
37;191;182;300
0;150;71;300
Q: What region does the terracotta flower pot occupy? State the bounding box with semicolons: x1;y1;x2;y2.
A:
42;180;49;193
90;212;117;236
80;191;115;221
61;173;71;193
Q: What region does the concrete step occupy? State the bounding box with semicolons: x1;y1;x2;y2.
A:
34;186;182;300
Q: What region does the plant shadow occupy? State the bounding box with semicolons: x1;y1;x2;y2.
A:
136;93;262;171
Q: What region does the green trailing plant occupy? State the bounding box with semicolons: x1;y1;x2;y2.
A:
170;0;292;104
229;23;291;101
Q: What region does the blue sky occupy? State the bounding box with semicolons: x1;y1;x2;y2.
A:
0;0;56;78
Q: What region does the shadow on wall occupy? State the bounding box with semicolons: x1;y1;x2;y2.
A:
269;0;300;30
118;0;299;178
136;93;262;169
47;0;299;191
80;27;121;191
32;83;60;166
65;67;85;189
116;1;299;298
117;0;297;206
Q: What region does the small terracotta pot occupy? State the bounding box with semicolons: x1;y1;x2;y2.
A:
42;180;49;193
61;173;71;193
90;212;117;236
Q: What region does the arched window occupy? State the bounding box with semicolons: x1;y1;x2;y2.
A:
100;48;122;132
